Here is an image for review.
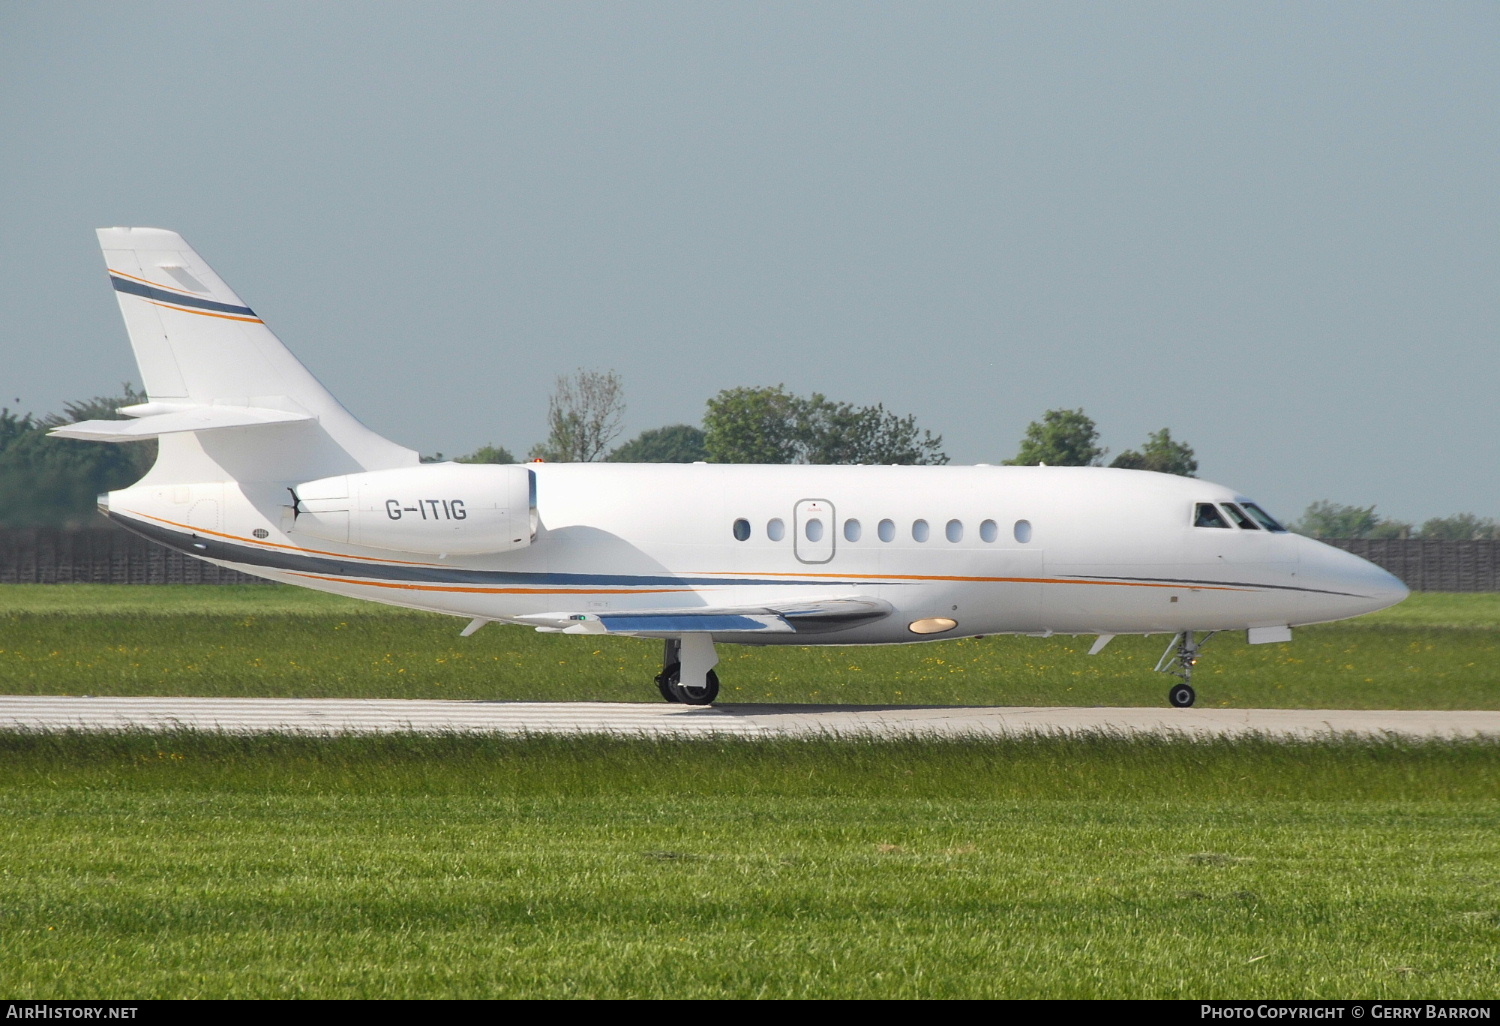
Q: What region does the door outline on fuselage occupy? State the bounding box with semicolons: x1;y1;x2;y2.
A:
793;498;836;564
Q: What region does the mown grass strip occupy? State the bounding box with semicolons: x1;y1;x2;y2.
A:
1;611;1497;708
4;729;1499;800
1;731;1497;998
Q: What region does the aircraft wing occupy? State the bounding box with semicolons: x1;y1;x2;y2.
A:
513;597;893;636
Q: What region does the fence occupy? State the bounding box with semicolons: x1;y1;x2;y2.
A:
1320;539;1500;593
0;526;266;585
2;527;1498;591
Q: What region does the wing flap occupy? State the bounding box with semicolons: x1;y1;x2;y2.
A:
516;597;892;636
599;613;792;634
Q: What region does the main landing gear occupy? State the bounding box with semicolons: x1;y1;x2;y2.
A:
655;637;721;705
1155;630;1217;708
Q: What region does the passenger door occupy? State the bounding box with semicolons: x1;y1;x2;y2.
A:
793;498;836;564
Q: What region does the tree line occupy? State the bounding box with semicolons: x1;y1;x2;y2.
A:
0;386;155;528
3;374;1492;539
1291;502;1500;541
444;370;1197;474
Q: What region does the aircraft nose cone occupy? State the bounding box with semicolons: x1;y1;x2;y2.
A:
1295;536;1409;623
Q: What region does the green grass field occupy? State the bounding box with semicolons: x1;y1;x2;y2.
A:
1;730;1498;999
2;588;1498;997
1;585;1496;707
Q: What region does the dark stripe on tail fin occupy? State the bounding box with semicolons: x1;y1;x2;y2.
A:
110;274;257;317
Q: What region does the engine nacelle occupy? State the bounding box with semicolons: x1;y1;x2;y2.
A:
290;464;536;556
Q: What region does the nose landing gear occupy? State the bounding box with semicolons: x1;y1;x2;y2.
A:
1155;631;1217;708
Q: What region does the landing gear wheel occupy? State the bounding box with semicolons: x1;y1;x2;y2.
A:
1156;631;1215;708
656;669;680;703
654;663;720;706
1169;683;1196;708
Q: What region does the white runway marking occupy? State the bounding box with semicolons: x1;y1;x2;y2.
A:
1;696;1498;739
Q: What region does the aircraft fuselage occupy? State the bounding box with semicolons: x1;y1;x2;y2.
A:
103;461;1406;645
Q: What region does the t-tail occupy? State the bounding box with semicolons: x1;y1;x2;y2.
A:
54;228;535;575
52;227;417;486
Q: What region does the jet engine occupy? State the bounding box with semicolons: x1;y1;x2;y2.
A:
289;464;536;555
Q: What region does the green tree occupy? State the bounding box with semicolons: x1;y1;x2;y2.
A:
1110;428;1197;477
1293;501;1385;539
1418;513;1499;541
1004;409;1106;467
529;369;625;462
703;386;804;464
798;396;947;466
703;386;947;465
456;444;516;464
0;384;155;528
606;425;707;463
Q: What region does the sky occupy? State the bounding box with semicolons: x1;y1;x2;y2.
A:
2;2;1496;526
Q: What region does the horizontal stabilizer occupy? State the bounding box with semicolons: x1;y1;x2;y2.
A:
48;404;313;443
517;597;892;636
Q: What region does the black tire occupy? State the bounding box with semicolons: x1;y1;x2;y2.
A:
656;664;681;703
654;662;720;705
1168;683;1196;708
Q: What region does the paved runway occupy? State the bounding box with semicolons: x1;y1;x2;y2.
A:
1;695;1497;739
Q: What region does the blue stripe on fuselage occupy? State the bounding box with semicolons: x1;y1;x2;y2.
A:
107;512;864;589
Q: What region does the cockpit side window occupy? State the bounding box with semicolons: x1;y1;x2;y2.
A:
1220;503;1260;530
1194;503;1231;528
1241;502;1288;532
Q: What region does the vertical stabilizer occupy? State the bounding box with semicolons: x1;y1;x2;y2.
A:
89;228;416;483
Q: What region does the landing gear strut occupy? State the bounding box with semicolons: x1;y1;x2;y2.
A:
1155;630;1216;708
655;638;720;706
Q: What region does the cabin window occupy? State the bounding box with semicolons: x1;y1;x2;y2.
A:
1014;519;1032;543
767;518;786;541
1194;503;1230;529
1241;502;1288;532
980;519;998;543
844;519;862;542
878;519;895;542
805;518;824;542
732;518;751;541
1220;502;1260;530
912;519;930;542
945;519;963;543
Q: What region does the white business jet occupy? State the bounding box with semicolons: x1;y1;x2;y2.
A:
53;228;1408;708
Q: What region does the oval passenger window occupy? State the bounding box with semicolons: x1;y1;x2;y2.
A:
980;519;998;543
946;519;963;543
767;518;785;541
844;519;861;542
805;518;823;542
912;520;930;542
878;519;895;542
1014;519;1032;543
733;518;750;541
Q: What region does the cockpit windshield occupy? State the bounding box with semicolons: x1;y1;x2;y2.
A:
1220;502;1260;530
1240;502;1288;532
1194;503;1230;529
